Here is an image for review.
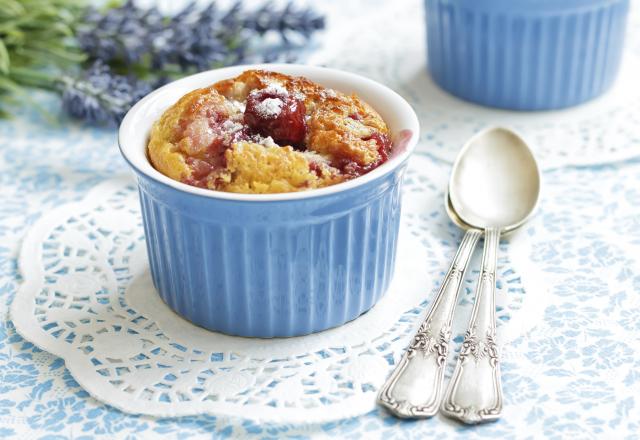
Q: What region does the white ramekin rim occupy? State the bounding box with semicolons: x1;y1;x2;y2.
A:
118;63;420;202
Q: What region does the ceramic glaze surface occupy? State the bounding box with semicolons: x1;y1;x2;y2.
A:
426;0;630;110
135;166;404;336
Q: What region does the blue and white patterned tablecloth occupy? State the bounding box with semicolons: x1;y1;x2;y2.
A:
2;0;640;438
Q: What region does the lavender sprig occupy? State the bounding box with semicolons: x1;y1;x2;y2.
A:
243;2;325;44
59;61;152;126
152;2;232;71
76;0;325;73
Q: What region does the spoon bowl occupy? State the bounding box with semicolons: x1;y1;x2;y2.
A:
445;193;525;236
449;127;540;231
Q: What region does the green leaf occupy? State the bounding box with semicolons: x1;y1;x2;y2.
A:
9;65;57;90
0;40;10;74
27;41;86;64
0;0;25;19
0;0;88;119
0;74;20;93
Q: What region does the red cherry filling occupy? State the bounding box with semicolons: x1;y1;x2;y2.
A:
180;111;250;188
244;88;307;147
308;161;323;177
366;132;392;164
333;132;392;177
186;158;214;180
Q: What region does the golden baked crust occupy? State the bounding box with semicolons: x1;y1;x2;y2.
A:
147;69;391;194
222;142;342;194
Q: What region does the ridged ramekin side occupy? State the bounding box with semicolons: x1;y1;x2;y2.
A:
425;0;630;110
136;166;406;338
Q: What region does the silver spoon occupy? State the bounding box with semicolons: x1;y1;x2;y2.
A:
376;177;484;417
440;127;540;424
445;193;524;235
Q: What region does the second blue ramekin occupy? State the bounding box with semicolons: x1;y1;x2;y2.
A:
119;64;419;337
425;0;630;110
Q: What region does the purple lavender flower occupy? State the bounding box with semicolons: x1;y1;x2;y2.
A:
76;0;325;72
244;2;326;44
59;61;152;126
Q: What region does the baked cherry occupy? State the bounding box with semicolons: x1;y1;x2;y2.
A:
332;132;392;177
364;132;392;163
186;157;214;180
244;88;307;147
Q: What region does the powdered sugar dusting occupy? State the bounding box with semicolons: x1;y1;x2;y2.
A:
221;119;242;133
228;99;246;114
183;118;217;154
246;133;279;148
250;82;289;98
255;98;284;118
220;119;244;145
263;82;289;96
258;136;279;148
183;115;247;152
321;88;338;99
303;151;331;165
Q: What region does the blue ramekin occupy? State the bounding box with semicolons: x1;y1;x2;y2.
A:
425;0;630;110
118;64;419;338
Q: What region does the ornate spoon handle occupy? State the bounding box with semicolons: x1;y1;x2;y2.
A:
377;229;481;418
441;227;503;424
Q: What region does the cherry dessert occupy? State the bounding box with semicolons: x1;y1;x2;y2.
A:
244;87;307;147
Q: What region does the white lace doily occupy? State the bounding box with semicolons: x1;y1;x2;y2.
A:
11;155;547;423
310;0;640;170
